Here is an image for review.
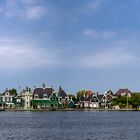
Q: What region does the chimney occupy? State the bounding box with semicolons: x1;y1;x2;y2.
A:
42;83;45;89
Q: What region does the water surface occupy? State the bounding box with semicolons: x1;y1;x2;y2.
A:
0;111;139;140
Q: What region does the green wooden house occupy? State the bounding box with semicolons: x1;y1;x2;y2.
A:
32;86;59;109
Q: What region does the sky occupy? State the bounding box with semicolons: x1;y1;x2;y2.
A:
0;0;140;93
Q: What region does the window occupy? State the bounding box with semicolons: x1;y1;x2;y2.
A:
10;97;12;102
17;99;21;103
34;94;39;99
43;94;48;99
6;92;9;96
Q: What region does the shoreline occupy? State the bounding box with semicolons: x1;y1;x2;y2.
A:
2;108;137;112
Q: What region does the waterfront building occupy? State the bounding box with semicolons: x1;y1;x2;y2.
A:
115;88;131;97
99;92;113;109
21;89;33;109
15;95;22;108
32;84;59;109
58;86;68;108
68;98;76;108
79;92;100;109
0;89;17;108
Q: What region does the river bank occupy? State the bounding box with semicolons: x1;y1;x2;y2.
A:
2;108;136;112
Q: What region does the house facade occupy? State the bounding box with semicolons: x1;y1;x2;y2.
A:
21;90;33;109
32;85;59;109
79;93;100;109
58;86;68;108
115;89;131;97
0;89;17;108
100;93;113;109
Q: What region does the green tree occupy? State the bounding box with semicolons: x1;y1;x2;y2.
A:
9;88;17;96
129;94;140;110
112;96;127;109
76;90;91;100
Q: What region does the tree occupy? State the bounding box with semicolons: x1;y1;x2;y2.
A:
76;90;92;100
129;94;140;110
9;88;17;96
112;96;127;109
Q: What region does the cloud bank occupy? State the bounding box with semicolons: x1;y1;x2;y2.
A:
81;48;136;68
0;39;59;71
1;0;47;20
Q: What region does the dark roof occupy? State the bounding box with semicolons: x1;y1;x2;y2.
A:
115;89;131;96
80;94;100;102
58;88;67;99
2;91;17;96
106;94;113;101
97;94;104;100
15;95;22;99
33;88;54;98
86;95;92;101
86;90;94;96
90;96;99;102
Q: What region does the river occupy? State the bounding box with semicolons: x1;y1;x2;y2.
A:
0;111;139;140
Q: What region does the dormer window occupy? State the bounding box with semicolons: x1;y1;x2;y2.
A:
34;94;39;99
43;94;48;99
6;92;9;96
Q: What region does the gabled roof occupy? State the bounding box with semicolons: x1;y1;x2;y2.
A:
58;87;67;99
97;94;104;101
106;94;113;101
100;94;113;103
80;94;100;102
90;96;99;102
2;90;17;96
33;88;54;98
115;89;131;96
86;90;94;96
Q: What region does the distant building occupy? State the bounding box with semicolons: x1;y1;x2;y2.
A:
0;89;17;108
32;84;59;109
79;92;100;109
115;89;131;97
15;95;22;108
21;89;33;109
58;86;68;108
100;92;113;109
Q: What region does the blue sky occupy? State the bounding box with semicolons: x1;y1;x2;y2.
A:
0;0;140;93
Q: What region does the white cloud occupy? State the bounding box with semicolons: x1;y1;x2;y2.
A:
83;29;116;39
1;0;47;20
87;0;103;10
25;6;47;20
80;48;136;68
0;39;59;71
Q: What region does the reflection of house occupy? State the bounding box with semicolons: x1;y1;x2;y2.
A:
0;89;17;108
115;89;131;97
21;89;33;109
32;85;59;109
58;86;68;108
